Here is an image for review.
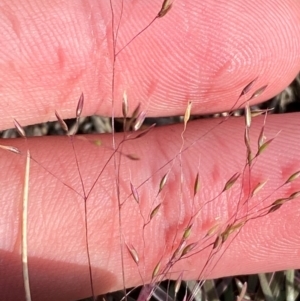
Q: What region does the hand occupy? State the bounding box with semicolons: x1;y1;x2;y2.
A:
0;1;300;300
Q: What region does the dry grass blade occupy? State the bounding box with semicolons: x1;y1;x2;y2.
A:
286;270;295;301
22;149;32;301
236;281;247;301
258;273;275;301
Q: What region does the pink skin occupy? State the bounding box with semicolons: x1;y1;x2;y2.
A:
0;0;300;300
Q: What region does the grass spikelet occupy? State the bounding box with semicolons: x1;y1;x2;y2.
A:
183;223;193;240
183;101;192;132
158;173;168;194
258;125;266;149
150;203;162;220
272;198;289;206
152;260;161;280
0;144;21;154
257;138;274;156
181;242;197;256
206;223;221;237
251;180;268;197
55;111;68;133
268;204;282;214
222;172;240;192
175;273;183;297
126;243;139;265
193;173;200;196
14;119;26;137
240;77;258;97
289;191;300;199
172;241;187;261
249;84;268;100
133;111;146;131
158;0;172;18
130;182;139;204
285;170;300;184
76;93;84;118
213;235;222;249
122;91;128;118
